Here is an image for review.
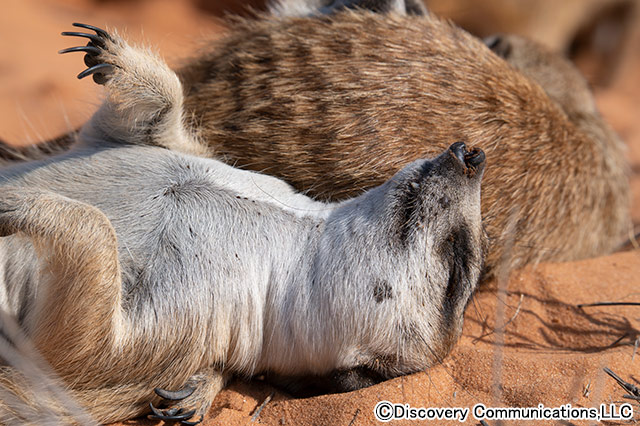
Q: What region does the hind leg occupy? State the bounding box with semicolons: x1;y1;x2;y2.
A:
0;188;177;423
0;187;123;370
60;23;208;156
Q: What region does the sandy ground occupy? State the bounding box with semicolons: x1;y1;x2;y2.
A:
1;0;639;425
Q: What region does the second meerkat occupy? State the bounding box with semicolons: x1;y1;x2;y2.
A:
0;10;630;276
177;12;629;276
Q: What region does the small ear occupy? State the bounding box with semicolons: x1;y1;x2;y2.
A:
404;0;427;15
568;0;636;87
484;34;512;59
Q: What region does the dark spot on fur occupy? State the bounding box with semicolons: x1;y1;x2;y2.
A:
438;195;450;209
143;105;171;145
254;32;277;69
486;35;512;59
290;37;335;123
438;79;453;89
222;123;240;132
163;185;179;197
373;280;393;303
161;179;211;202
228;59;245;114
329;33;354;56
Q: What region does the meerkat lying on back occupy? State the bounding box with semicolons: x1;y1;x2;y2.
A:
1;7;628;279
0;24;485;424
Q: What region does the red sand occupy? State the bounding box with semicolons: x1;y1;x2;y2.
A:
1;1;639;425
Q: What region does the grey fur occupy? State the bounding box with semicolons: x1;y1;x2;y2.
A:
0;26;483;422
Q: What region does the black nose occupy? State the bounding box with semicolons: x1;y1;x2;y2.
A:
465;148;485;168
449;142;485;170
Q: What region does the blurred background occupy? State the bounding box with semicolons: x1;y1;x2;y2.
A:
0;0;638;225
0;3;639;424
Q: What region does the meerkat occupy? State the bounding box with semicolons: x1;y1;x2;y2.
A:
0;9;629;278
176;11;629;277
0;24;485;424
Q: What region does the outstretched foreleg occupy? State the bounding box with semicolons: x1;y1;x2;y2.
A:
60;23;208;156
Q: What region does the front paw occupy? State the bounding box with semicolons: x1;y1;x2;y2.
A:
60;23;118;85
149;386;204;425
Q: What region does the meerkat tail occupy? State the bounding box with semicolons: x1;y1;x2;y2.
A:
0;129;80;167
0;130;79;166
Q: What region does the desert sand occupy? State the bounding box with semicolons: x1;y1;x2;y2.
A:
1;0;639;425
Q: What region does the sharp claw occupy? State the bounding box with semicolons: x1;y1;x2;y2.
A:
172;409;197;420
148;402;167;419
71;22;111;39
77;63;113;80
58;46;101;55
155;385;196;401
148;402;197;421
61;31;104;46
181;415;204;425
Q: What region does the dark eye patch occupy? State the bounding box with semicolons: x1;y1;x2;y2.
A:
440;223;474;305
396;162;435;247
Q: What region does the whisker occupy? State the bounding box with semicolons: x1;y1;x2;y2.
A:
247;174;338;213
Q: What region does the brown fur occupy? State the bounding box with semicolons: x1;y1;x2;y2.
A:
2;12;629;277
176;12;629;276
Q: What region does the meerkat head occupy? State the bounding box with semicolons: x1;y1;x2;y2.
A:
313;142;486;384
375;142;486;365
484;34;598;118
